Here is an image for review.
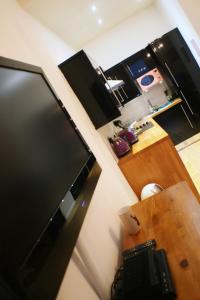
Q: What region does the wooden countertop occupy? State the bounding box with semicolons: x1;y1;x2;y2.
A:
123;181;200;300
118;97;199;201
149;98;182;118
131;119;168;155
118;119;168;165
119;99;182;162
131;98;183;155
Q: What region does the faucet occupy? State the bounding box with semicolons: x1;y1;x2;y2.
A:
147;99;155;113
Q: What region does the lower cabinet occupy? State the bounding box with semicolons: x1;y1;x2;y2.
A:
118;134;199;201
153;103;200;145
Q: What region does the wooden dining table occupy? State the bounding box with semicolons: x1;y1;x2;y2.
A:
123;181;200;300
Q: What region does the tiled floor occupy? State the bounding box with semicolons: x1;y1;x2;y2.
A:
176;133;200;194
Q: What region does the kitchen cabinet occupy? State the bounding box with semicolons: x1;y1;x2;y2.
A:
124;48;157;79
59;50;121;129
153;101;199;145
148;28;200;120
104;48;157;103
105;63;141;103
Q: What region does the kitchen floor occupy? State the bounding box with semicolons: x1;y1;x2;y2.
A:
176;133;200;194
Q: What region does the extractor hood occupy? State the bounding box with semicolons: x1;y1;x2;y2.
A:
105;79;125;92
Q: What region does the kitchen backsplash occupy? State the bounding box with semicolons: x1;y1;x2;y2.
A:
120;81;169;124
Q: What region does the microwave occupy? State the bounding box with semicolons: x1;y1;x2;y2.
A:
136;68;163;92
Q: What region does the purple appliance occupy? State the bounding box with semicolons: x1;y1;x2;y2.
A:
108;136;130;158
113;120;138;145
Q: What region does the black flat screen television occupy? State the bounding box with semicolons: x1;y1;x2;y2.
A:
0;57;98;299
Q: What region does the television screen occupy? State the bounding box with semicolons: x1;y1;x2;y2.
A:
0;61;91;279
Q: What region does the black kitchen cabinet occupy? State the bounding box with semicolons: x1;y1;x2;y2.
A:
148;28;200;120
154;102;199;145
104;48;157;103
105;63;141;103
59;50;121;129
124;48;157;79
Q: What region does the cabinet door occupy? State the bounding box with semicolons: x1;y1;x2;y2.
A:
105;63;141;103
59;51;121;129
124;48;157;79
149;28;200;114
154;104;199;145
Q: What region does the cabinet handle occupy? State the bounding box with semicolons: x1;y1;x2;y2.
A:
127;65;134;77
111;89;123;107
120;86;129;99
114;75;129;100
116;89;125;103
179;90;194;115
181;105;194;128
164;62;180;87
164;63;194;115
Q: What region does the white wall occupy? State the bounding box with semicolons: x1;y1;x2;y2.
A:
156;0;200;67
83;5;171;70
178;0;200;37
1;1;138;299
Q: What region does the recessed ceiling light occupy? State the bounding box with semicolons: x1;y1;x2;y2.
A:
97;18;103;25
91;4;97;12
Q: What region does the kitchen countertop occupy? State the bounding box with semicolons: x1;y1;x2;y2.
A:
147;98;182;118
118;119;168;164
131;119;168;155
118;98;199;200
125;98;182;157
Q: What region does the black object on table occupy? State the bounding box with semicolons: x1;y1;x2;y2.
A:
111;240;176;300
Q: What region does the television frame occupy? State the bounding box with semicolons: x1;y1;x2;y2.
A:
0;57;101;300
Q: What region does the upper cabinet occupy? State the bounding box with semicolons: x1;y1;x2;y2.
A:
59;50;121;129
105;48;158;102
124;49;157;79
59;29;200;130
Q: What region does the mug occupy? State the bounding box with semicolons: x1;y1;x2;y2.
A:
118;206;140;235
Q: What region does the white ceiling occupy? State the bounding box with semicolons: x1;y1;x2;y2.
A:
18;0;155;49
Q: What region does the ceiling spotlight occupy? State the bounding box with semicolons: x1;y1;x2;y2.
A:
146;53;151;58
91;4;97;12
158;43;164;49
97;18;103;25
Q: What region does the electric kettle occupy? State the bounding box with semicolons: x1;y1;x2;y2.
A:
113;120;138;145
108;136;130;158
